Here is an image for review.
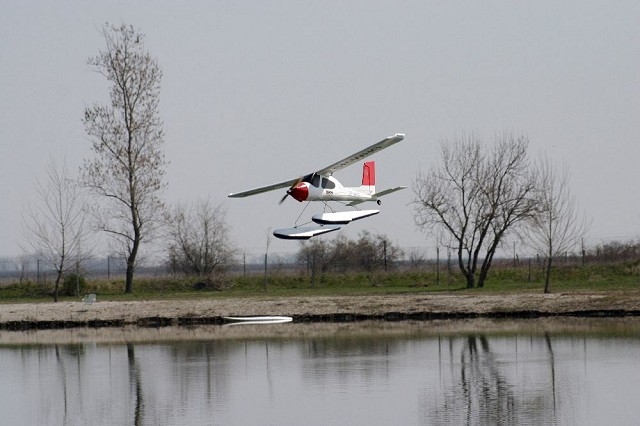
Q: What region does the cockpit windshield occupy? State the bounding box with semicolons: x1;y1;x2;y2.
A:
303;173;321;187
303;173;335;189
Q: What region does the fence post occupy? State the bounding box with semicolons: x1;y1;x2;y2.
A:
383;240;388;272
436;246;440;285
447;249;452;284
263;253;268;291
76;261;80;297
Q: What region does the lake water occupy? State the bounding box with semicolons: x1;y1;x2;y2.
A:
1;318;639;425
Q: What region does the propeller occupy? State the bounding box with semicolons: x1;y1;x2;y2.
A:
279;177;303;205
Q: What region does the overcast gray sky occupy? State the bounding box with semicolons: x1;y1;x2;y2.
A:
1;1;639;259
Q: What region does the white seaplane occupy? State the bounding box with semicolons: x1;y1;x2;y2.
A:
228;133;406;239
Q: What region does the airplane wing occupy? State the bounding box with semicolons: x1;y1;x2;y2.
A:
228;177;301;198
315;133;404;176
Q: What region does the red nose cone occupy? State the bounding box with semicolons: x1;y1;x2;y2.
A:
290;183;309;202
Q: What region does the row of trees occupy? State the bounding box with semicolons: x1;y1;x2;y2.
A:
21;23;589;300
297;231;404;280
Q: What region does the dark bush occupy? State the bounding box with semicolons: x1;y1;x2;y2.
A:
61;273;87;297
192;274;234;291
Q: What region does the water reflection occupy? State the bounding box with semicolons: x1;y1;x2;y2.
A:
432;333;556;425
1;319;640;425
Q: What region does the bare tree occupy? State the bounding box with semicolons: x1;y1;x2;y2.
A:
525;156;589;293
408;247;427;271
413;133;538;288
22;158;90;301
355;231;404;273
82;23;166;293
297;239;330;286
166;200;236;276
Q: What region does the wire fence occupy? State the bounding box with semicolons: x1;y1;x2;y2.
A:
2;234;639;285
0;257;168;286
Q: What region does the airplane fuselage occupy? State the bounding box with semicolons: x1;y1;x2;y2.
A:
289;175;374;203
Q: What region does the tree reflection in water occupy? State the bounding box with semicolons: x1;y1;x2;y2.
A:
431;333;561;425
127;343;143;426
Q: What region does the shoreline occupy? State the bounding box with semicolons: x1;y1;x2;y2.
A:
3;316;640;346
2;290;640;331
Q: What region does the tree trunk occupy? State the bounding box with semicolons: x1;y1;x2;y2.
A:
543;256;553;294
477;273;486;288
477;255;494;288
53;269;63;302
457;244;476;288
125;238;139;293
125;259;135;293
466;272;475;288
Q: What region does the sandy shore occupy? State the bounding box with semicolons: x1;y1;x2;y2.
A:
1;290;640;330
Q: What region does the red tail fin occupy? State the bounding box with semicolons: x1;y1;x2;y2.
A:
361;161;376;190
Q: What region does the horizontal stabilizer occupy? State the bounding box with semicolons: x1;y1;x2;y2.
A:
312;209;379;225
347;186;407;206
273;225;341;240
374;186;407;197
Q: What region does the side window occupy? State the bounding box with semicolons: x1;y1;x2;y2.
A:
321;177;335;189
311;174;321;187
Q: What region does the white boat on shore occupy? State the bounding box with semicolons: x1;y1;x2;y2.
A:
223;316;293;326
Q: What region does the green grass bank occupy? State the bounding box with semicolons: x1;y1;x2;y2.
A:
2;261;639;304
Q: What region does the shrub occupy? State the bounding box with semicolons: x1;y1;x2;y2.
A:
193;274;234;291
61;273;87;297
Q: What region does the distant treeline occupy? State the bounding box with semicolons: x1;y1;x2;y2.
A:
1;237;640;284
